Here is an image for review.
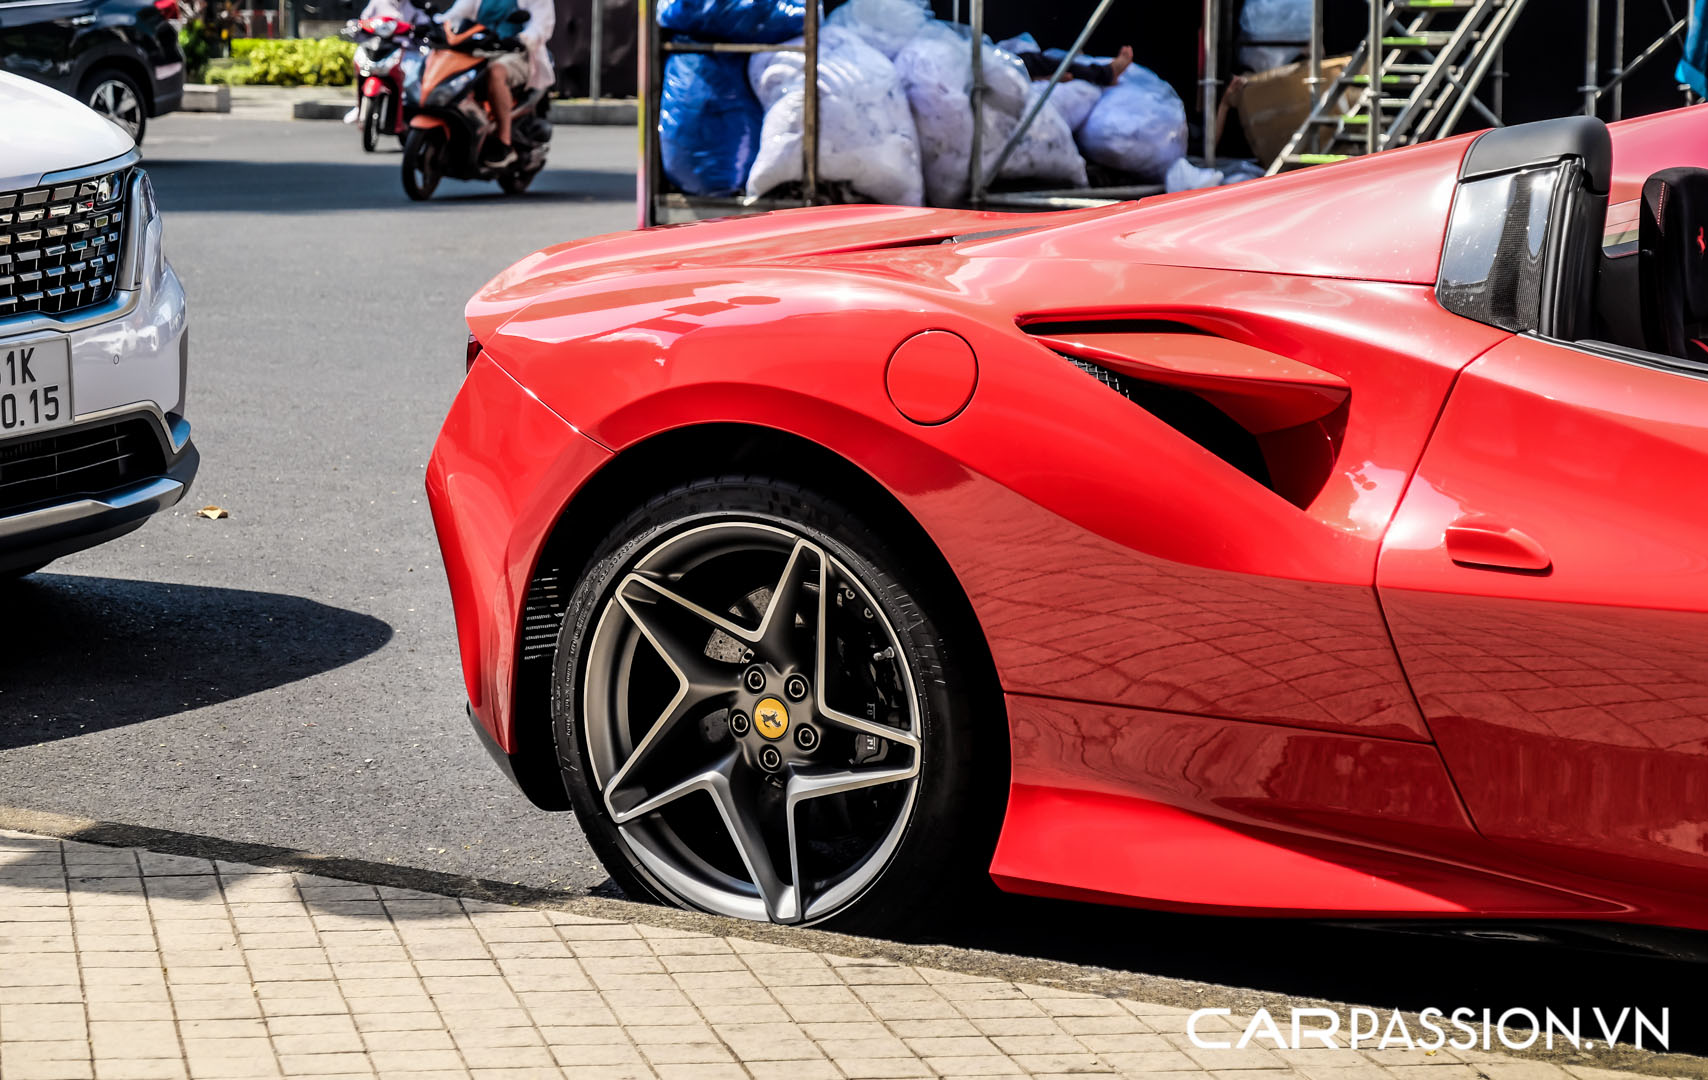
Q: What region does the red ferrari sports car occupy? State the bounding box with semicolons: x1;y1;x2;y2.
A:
428;107;1708;934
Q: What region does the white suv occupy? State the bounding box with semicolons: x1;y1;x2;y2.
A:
0;72;195;579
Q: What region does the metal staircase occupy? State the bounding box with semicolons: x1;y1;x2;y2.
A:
1267;0;1531;175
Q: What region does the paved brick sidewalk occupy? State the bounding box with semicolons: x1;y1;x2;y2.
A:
0;830;1647;1080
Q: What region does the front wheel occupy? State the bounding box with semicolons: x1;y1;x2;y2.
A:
359;96;381;152
498;166;540;195
552;477;1002;933
401;127;445;201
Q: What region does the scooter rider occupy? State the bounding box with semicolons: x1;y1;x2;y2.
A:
440;0;554;168
350;0;431;126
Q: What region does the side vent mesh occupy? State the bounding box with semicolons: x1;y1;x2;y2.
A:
1059;352;1274;492
1030;321;1349;510
520;572;566;664
1065;357;1129;396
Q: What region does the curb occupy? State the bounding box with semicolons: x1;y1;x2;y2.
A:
548;98;636;125
293;100;351;120
285;96;635;123
181;84;231;113
0;804;1697;1078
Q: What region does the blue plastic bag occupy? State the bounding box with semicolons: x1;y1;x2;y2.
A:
658;0;806;44
1678;0;1707;97
1076;63;1188;181
660;52;764;196
1238;0;1309;71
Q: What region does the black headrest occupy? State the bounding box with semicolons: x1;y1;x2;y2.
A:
1639;167;1708;360
1462;115;1612;195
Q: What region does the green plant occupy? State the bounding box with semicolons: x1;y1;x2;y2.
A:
211;37;356;87
203;62;252;86
178;22;213;82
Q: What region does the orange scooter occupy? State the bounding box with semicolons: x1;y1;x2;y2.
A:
401;16;551;200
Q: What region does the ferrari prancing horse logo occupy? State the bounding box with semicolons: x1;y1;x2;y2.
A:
754;697;789;740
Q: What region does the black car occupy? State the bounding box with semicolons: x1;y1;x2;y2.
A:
0;0;184;143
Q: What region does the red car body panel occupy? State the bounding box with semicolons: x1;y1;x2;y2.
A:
1607;103;1708;202
428;106;1708;932
971;134;1468;285
427;356;609;724
485;263;1506;741
993;695;1637;919
1379;334;1708;903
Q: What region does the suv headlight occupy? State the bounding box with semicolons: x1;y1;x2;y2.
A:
128;170;165;291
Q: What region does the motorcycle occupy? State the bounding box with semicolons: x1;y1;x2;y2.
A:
344;14;427;152
401;15;551;200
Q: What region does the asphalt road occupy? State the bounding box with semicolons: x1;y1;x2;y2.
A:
0;114;634;891
0;113;1703;1066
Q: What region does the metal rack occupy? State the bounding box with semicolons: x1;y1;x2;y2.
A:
965;0;1170;208
1266;0;1529;174
1260;0;1692;177
637;0;1698;224
1582;0;1690;119
638;0;821;226
638;0;1169;222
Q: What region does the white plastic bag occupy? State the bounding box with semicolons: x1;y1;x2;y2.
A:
1239;0;1309;72
893;22;980;204
1164;157;1223;193
893;21;1086;203
1077;63;1188;181
1003;81;1087;187
824;0;929;60
746;27;925;205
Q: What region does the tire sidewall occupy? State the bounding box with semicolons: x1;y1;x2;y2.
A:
499;167;538;195
401;128;443;200
550;479;993;932
360;97;380;152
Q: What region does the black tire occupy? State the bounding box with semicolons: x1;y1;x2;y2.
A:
401;127;444;201
0;562;49;582
551;476;1003;935
80;68;147;145
359;97;381;153
498;166;539;195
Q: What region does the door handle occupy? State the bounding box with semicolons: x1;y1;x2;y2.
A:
1445;518;1552;573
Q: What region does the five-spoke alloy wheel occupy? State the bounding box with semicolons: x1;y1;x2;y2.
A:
553;478;998;931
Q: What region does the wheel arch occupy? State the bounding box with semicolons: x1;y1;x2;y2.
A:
78;54;155;115
503;421;1008;814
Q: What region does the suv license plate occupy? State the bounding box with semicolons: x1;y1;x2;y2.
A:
0;336;71;437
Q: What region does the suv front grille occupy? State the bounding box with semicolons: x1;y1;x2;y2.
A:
0;169;131;321
0;418;164;515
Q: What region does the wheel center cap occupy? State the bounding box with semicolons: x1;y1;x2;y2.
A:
753;697;789;740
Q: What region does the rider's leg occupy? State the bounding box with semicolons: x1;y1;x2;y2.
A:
488;67;514;147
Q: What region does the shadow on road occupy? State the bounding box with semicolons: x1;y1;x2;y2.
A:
904;891;1708;1056
0;575;392;742
145;158;634;213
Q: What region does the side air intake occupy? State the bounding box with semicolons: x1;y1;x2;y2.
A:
1026;325;1351;510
